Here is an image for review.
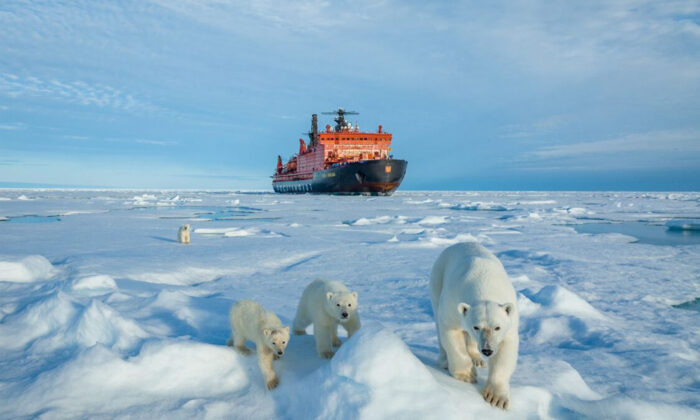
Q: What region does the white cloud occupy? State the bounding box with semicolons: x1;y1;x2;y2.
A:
0;123;22;130
513;129;700;171
106;138;177;146
530;130;700;159
0;74;160;114
499;115;571;139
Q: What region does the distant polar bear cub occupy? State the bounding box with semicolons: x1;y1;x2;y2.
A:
227;300;290;390
178;224;190;244
430;242;519;410
293;279;360;359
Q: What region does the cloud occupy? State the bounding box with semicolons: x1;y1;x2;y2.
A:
106;138;177;146
529;130;700;159
499;115;571;139
514;129;700;171
0;73;161;114
0;123;22;130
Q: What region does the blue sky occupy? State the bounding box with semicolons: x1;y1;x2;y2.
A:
1;0;699;190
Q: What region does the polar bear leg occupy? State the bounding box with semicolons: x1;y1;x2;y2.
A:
292;305;310;335
257;348;278;390
483;336;518;410
466;333;486;368
233;330;251;355
341;314;361;338
331;327;342;347
314;324;335;358
437;346;448;369
434;323;448;368
441;328;476;383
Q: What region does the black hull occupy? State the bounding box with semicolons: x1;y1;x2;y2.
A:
273;159;407;195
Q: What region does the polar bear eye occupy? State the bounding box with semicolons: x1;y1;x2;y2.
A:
336;303;340;307
348;304;351;307
495;326;501;331
473;327;479;331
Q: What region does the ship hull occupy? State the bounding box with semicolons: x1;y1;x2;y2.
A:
273;159;407;195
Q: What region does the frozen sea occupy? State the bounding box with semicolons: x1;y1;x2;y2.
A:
0;190;699;419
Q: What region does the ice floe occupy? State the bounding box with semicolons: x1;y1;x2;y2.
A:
0;190;698;419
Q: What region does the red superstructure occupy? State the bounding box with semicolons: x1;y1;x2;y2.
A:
273;108;407;195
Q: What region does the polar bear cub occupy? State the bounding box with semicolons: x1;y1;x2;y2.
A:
226;300;290;390
178;224;190;244
293;279;360;359
430;242;519;410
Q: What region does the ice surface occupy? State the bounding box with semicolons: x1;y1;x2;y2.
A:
0;190;698;419
0;255;56;283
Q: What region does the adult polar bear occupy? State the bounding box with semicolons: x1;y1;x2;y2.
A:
430;242;519;410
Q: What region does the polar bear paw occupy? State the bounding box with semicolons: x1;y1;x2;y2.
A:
235;345;252;356
453;369;477;384
471;356;486;368
482;382;510;410
332;337;342;347
320;349;335;359
266;377;279;390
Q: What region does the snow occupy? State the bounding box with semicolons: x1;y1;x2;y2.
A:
72;274;118;291
0;189;699;419
0;255;56;283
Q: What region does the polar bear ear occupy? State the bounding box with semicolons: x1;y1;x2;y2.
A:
326;292;334;301
282;326;290;334
263;328;271;336
501;303;514;316
351;291;358;300
458;302;470;316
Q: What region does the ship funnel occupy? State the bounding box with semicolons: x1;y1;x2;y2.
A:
310;114;319;146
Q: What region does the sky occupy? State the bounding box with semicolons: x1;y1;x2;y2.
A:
1;0;699;190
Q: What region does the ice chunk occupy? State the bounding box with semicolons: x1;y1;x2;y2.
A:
72;275;117;291
67;300;148;351
416;215;448;225
666;219;700;231
0;292;79;351
0;255;56;283
346;215;407;225
286;326;460;418
451;201;509;211
9;341;250;417
529;285;606;321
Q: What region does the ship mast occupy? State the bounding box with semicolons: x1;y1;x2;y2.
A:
322;107;359;132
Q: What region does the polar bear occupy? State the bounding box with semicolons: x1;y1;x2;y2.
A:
430;242;519;410
226;300;290;390
177;224;190;244
293;279;360;359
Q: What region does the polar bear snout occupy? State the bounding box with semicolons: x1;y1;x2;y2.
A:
342;312;348;318
481;348;493;357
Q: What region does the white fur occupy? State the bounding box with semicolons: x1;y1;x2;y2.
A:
177;224;190;244
226;300;290;390
430;242;519;410
293;279;361;358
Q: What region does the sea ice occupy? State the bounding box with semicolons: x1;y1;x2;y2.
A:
0;190;698;419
